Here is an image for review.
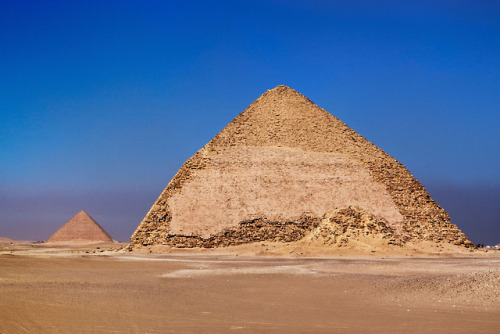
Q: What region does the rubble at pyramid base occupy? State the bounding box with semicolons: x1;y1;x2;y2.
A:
304;207;404;247
130;206;473;249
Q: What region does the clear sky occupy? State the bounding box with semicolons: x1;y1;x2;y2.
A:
1;0;499;244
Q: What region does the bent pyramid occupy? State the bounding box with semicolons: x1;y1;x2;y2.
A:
130;86;472;249
47;210;114;243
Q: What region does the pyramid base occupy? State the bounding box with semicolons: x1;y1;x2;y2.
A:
129;239;480;257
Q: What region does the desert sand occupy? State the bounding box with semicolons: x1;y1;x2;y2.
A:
1;242;498;333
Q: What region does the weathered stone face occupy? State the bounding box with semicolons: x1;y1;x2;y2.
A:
167;146;403;238
130;85;473;248
47;210;113;243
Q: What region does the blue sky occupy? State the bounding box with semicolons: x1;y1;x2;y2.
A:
1;0;499;244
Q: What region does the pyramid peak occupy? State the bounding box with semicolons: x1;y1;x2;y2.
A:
266;85;302;96
249;85;315;110
75;210;92;218
270;84;293;91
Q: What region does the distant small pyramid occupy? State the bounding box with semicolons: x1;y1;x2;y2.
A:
47;210;114;243
130;85;472;249
0;236;14;243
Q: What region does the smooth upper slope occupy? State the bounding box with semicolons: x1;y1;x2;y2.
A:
167;146;403;238
130;85;472;248
47;210;113;243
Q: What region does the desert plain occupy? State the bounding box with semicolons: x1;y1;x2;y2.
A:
1;240;499;333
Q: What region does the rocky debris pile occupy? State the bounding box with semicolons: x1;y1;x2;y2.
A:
134;214;321;248
305;206;405;247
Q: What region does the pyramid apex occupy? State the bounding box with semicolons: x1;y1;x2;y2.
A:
76;210;90;217
255;85;314;106
271;84;292;90
268;85;298;94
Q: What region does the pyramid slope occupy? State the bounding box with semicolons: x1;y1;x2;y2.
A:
47;210;114;243
130;86;472;248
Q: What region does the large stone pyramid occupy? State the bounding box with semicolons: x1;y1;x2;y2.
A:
47;210;114;243
130;86;472;249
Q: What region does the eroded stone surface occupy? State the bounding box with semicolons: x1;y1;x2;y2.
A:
304;206;404;247
130;86;472;248
168;147;403;238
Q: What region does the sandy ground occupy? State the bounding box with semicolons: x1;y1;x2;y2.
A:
0;242;499;333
